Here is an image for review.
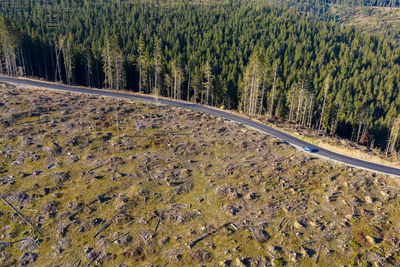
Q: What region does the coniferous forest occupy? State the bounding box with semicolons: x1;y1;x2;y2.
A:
1;0;400;152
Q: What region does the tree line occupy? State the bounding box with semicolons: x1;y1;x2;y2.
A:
1;0;400;153
316;0;400;7
281;0;400;10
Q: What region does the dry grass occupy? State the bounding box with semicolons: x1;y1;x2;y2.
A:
1;85;400;266
12;76;400;170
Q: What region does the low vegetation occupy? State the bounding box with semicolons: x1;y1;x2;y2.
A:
328;4;400;43
1;85;400;266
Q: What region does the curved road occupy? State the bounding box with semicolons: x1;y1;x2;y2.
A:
2;75;400;177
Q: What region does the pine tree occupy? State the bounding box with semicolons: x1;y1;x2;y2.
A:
268;62;278;117
241;54;262;115
55;36;65;82
172;60;182;99
153;37;161;96
258;68;267;115
288;84;298;121
186;59;192;101
386;118;400;156
0;18;18;76
63;33;74;84
137;34;145;93
191;66;202;103
164;73;172;98
102;36;124;90
113;48;124;90
203;61;213;105
102;38;113;90
296;77;305;123
318;74;330;134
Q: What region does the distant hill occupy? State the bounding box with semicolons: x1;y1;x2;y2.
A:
279;0;400;44
328;4;400;42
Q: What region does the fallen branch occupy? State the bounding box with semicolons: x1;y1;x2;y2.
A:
139;234;147;243
154;218;161;234
315;245;323;264
1;197;43;236
87;251;101;266
268;251;276;261
302;239;318;246
69;188;115;221
93;212;120;238
188;222;231;249
385;186;400;191
88;163;105;173
23;183;52;194
1;183;52;203
290;195;310;212
0;238;27;249
278;217;286;230
111;232;130;243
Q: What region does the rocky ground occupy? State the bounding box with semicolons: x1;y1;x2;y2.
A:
1;84;400;266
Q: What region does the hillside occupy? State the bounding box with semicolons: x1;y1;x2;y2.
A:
2;0;400;152
281;0;400;44
1;85;400;266
328;4;400;42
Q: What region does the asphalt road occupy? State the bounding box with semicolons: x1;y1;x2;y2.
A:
2;75;400;177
